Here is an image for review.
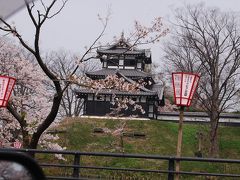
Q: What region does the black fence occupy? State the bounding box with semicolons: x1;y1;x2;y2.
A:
156;112;240;127
1;148;240;180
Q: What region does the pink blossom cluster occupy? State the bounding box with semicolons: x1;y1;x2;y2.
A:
129;17;169;45
110;97;145;115
0;39;66;159
70;74;141;93
88;75;140;92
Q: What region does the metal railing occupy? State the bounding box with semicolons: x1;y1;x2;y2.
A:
1;148;240;180
156;112;240;126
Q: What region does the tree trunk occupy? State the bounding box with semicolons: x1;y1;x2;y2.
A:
209;112;219;157
22;128;30;149
29;93;62;149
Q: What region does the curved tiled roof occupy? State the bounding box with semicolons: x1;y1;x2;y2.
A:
97;49;145;55
75;88;158;96
86;69;152;78
83;69;164;100
75;74;164;100
97;33;149;56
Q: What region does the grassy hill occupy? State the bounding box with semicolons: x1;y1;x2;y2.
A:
57;117;240;159
43;117;240;179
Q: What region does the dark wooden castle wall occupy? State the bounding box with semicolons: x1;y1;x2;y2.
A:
85;100;149;118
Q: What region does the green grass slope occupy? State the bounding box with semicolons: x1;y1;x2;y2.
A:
58;117;240;159
43;117;240;179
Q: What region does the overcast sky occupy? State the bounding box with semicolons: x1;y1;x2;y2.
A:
2;0;240;65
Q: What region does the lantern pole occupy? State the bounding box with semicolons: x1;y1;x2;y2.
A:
172;72;200;180
176;105;184;180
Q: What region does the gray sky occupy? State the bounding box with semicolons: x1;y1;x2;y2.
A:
2;0;240;64
0;0;34;19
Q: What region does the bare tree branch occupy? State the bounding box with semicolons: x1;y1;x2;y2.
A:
164;4;240;157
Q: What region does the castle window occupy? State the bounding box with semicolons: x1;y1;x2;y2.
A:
141;96;146;102
103;61;107;68
106;95;111;101
88;94;93;100
108;59;119;66
95;95;104;101
124;59;136;67
119;59;124;66
137;63;142;69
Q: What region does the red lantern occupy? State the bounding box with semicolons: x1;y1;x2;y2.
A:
172;72;200;107
0;75;16;107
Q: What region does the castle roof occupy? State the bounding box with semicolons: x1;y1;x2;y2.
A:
97;33;151;64
86;69;152;79
75;88;158;97
76;69;164;101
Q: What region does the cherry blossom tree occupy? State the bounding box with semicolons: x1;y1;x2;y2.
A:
0;0;168;150
0;38;65;157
